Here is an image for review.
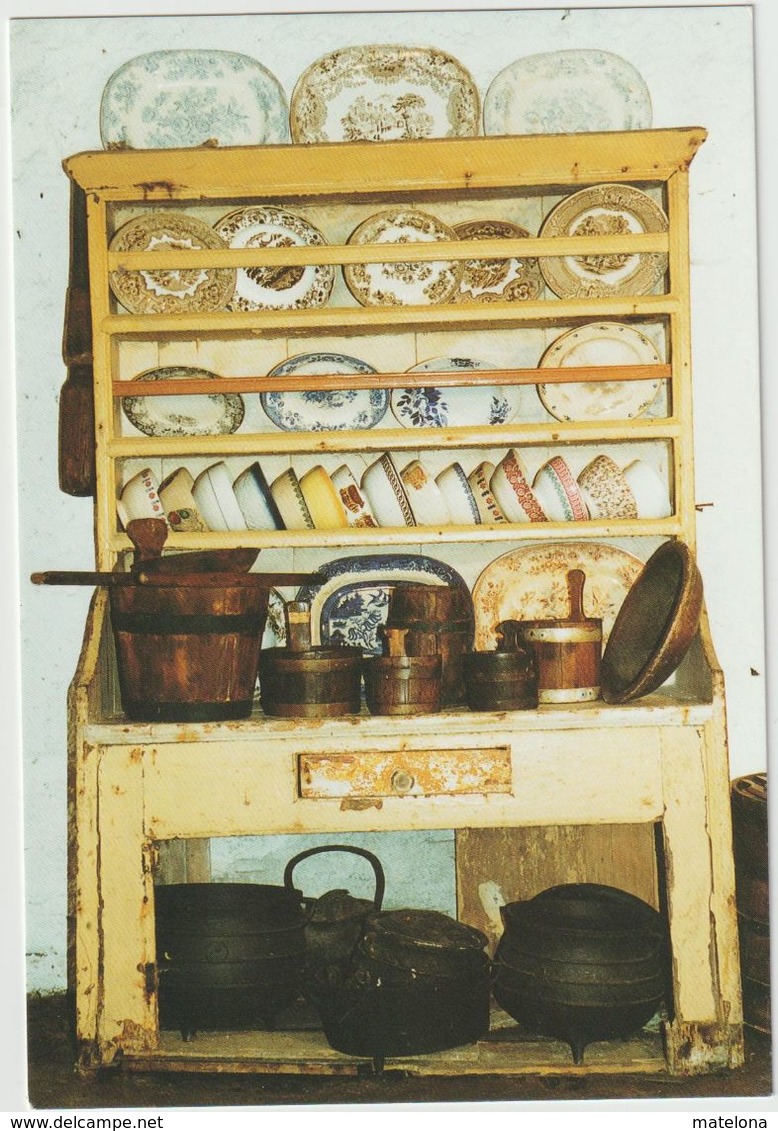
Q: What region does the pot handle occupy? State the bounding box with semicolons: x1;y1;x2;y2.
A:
283;845;385;911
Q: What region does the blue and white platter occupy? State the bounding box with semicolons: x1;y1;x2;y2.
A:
261;352;388;431
100;50;290;149
295;553;473;655
391;357;522;429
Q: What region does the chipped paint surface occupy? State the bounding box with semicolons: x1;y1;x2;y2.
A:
299;747;512;799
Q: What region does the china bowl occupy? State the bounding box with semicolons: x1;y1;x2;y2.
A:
269;468;315;530
192;462;248;531
361;454;416;527
330;464;378;528
435;463;481;525
158;466;207;532
577;455;637;520
532;456;589;522
119;467;167;526
299;465;349;529
232;462;285;530
489;449;546;523
468;461;507;524
622;460;672;518
400;459;451;526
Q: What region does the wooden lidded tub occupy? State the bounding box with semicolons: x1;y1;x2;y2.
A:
260;600;362;718
363;627;442;716
385;583;474;707
463;629;539;712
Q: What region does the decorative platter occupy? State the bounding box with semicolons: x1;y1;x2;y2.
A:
538;184;668;299
100;49;290;150
452;219;543;303
391;356;522;429
289;44;480;143
483;49;652;137
472;541;644;650
537;322;662;422
108;211;236;315
261;352;387;431
121;366;245;437
213;206;334;312
344;208;463;307
295;553;472;654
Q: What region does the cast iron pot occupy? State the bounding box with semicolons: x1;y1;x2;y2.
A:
493;883;668;1064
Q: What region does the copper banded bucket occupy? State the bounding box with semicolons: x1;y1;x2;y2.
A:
110;579;269;722
385;583;474;707
259;646;362;717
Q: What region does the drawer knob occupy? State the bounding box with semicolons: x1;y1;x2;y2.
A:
391;769;415;795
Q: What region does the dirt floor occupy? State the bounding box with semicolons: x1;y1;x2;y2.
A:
23;994;773;1111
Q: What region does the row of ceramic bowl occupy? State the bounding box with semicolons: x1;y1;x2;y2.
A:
117;450;671;533
100;46;653;152
108;181;668;316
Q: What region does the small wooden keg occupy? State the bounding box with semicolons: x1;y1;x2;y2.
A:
463;646;539;712
385;583;474;707
731;772;770;1033
363;628;442;716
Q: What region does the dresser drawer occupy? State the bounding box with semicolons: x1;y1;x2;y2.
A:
298;746;512;799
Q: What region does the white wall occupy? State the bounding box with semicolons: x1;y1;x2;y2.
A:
8;5;765;994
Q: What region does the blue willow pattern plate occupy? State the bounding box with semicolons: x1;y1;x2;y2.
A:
261;353;388;431
296;553;473;655
100;50;289;149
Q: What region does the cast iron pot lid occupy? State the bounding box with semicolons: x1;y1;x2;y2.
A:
365;908;488;952
600;539;703;703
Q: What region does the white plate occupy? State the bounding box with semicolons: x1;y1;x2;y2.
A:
452;219;543;303
391;356;522;428
261;352;387;431
100;50;289;150
121;366;245;437
213;206;334;312
472;541;645;650
344;208;462;307
539;184;668;299
108;211;235;315
537;322;662;422
483;49;652;136
290;44;480;143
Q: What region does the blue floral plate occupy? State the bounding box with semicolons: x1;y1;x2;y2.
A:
391;357;522;429
261;352;388;431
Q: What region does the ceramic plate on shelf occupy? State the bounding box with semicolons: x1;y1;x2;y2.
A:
261;352;387;431
121;366;245;437
483;49;652;137
290;44;480;143
108;211;235;315
295;553;473;653
472;541;644;650
213;206;334;312
452;219;543;303
344;208;463;307
391;356;522;428
537;322;662;422
539;183;668;299
100;50;290;150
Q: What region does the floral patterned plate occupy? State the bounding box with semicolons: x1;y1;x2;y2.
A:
108;211;236;315
452;219;543;303
261;352;387;431
538;184;668;299
289;44;480;143
483;49;651;136
472;541;644;650
100;50;289;149
295;553;472;654
344;208;462;306
391;357;522;428
121;366;245;437
213;206;334;312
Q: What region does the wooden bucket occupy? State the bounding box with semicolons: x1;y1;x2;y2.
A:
463;649;538;712
259;646;362;718
385;584;473;707
363;653;442;716
110;580;269;723
731;772;770;1033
